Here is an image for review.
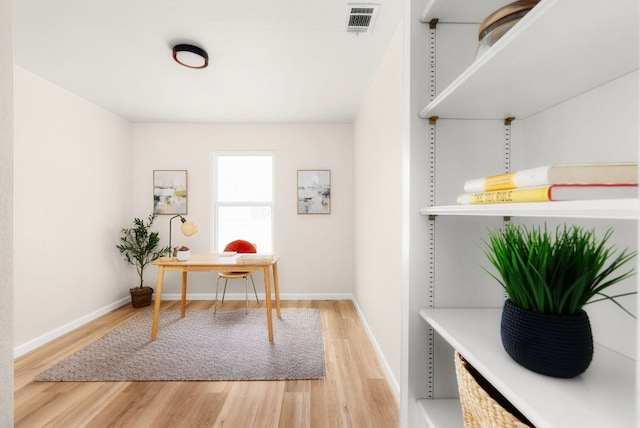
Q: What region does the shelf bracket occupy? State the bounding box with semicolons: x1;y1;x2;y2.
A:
428;22;437;103
502;119;515;298
503;117;515;175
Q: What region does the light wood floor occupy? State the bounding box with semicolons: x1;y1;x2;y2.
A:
14;300;399;427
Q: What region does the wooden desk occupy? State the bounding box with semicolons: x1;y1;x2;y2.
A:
151;253;281;341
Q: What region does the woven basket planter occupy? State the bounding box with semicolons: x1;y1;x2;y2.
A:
454;351;532;428
501;299;593;378
130;286;154;308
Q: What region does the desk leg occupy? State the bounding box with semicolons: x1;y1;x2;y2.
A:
264;266;273;341
181;271;188;318
272;262;281;319
151;266;165;341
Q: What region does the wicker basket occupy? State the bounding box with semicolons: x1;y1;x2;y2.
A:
454;352;532;428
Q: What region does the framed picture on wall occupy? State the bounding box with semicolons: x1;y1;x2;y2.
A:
153;170;188;215
297;170;331;214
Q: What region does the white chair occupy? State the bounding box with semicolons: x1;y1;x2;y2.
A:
215;239;259;313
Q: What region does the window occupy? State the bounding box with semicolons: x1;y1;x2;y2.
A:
213;153;273;253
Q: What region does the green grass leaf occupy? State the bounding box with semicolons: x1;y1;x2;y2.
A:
483;224;637;315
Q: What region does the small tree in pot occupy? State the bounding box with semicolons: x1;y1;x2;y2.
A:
116;213;170;307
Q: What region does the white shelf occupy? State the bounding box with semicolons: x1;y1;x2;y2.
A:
418;399;463;428
419;0;639;120
419;198;640;220
420;0;507;23
419;308;635;428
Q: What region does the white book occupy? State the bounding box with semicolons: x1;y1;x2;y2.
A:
464;163;638;193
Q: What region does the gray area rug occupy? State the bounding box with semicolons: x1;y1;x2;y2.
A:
35;309;325;382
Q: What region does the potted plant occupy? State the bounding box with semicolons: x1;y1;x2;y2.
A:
175;245;191;261
483;223;636;378
116;213;170;307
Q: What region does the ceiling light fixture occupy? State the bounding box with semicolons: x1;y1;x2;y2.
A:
172;44;209;69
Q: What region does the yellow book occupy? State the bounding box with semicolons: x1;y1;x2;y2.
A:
458;187;550;204
457;184;638;205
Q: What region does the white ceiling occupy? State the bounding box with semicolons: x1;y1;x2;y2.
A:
14;1;403;123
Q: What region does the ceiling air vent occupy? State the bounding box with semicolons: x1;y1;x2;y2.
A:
345;4;379;33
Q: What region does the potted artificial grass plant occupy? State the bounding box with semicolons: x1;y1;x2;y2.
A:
117;213;170;308
483;224;636;378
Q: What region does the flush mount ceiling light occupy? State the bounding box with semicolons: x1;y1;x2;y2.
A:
172;44;209;69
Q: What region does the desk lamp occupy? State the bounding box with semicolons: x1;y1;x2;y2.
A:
169;215;198;255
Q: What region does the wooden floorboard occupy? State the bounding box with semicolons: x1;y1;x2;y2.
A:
14;300;399;427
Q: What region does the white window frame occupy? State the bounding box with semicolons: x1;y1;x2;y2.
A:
212;151;275;253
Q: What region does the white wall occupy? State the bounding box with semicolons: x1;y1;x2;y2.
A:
353;22;404;395
13;67;132;350
130;123;354;297
0;0;14;423
520;72;639;359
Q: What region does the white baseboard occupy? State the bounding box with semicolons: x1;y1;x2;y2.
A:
14;296;130;358
13;293;351;358
15;291;400;403
351;297;400;401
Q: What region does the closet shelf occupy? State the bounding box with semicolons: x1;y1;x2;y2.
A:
420;0;507;23
418;399;463;428
419;308;635;428
419;0;639;120
419;199;639;220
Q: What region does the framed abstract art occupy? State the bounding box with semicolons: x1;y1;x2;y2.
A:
153;170;188;215
297;170;331;214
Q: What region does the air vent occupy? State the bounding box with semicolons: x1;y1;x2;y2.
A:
345;4;379;33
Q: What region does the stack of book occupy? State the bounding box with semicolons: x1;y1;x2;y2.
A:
457;163;638;205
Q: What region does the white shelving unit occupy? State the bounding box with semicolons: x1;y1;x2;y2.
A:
403;0;639;426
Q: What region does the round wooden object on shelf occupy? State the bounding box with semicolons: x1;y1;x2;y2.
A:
478;0;540;40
